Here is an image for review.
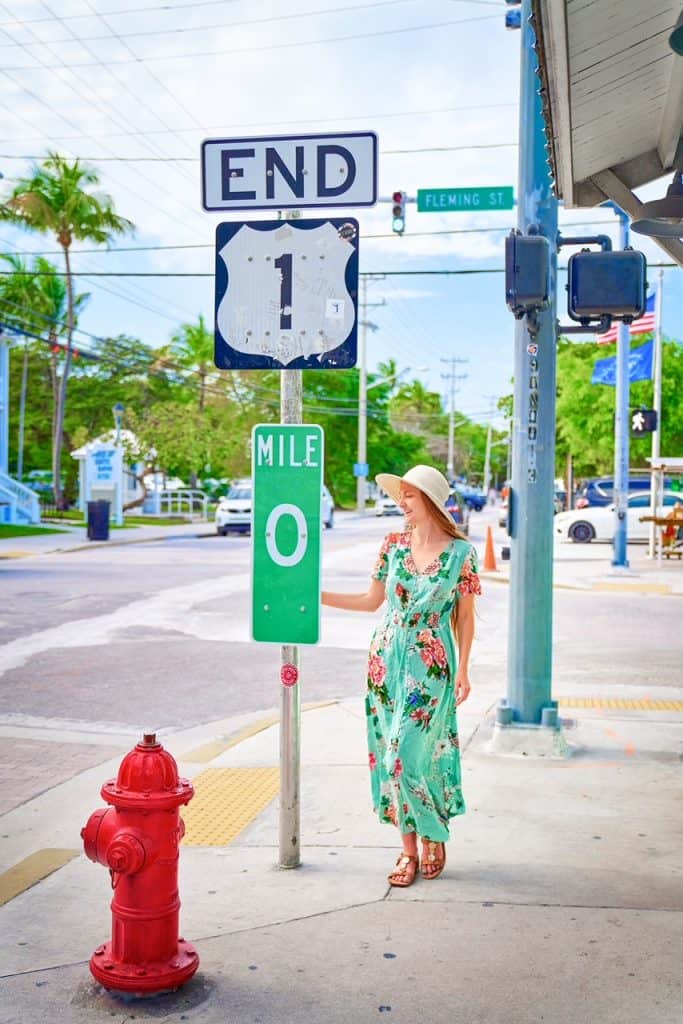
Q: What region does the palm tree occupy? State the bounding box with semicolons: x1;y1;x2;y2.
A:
0;254;88;481
1;153;133;506
167;314;215;413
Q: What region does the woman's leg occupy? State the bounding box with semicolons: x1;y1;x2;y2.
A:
387;830;419;886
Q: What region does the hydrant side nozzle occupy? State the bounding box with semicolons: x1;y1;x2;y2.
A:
106;832;147;876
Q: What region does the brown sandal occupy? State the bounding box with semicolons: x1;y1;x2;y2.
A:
420;840;446;880
388;852;419;888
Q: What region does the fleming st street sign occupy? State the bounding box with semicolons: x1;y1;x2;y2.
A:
201;132;378;211
417;186;514;212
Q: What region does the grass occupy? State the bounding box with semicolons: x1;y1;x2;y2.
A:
0;523;67;538
42;512;195;528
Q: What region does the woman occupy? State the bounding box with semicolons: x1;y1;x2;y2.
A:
321;464;481;888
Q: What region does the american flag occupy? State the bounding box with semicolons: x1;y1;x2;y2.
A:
596;292;657;344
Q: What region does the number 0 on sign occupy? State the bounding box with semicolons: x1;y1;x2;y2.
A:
252;424;324;644
214;218;358;370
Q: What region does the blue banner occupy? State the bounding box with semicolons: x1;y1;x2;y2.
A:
591;338;654;386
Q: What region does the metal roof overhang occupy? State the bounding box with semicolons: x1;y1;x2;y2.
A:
532;0;683;266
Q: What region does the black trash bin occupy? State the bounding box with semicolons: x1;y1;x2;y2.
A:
87;499;110;541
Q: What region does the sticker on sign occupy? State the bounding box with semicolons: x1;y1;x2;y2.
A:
202;132;378;211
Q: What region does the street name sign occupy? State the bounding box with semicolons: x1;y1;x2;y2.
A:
252;424;324;645
417;186;514;212
201;132;378;211
214;218;358;370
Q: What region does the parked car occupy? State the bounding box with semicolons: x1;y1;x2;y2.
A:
446;487;470;536
215;479;252;535
322;484;334;529
375;490;403;516
459;484;486;512
215;480;335;535
554;490;682;543
575;475;671;509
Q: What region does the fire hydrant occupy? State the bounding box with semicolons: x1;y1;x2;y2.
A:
81;733;198;995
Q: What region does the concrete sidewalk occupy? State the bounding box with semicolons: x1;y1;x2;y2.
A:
1;682;681;1023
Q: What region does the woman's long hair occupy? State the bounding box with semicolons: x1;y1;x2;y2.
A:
422;495;468;542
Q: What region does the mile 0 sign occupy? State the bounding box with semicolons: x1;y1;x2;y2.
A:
214;218;359;370
251;424;324;645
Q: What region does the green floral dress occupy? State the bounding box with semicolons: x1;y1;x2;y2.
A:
366;531;481;842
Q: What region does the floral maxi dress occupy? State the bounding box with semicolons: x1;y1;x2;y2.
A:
366;531;482;842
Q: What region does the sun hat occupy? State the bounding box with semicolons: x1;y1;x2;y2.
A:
375;465;452;527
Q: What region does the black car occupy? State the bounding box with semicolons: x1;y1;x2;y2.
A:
446;488;470;535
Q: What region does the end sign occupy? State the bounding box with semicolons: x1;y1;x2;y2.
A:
252;424;324;645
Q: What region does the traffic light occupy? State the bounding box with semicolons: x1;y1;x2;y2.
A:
391;190;406;235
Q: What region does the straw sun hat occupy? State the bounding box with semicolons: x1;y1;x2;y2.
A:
375;464;452;529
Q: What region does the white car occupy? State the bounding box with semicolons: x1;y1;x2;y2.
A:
215;479;252;535
215;480;335;535
375;490;403;517
554;491;682;543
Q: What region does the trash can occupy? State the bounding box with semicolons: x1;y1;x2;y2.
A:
87;499;110;541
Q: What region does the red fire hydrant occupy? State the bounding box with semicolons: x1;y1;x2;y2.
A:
81;733;199;995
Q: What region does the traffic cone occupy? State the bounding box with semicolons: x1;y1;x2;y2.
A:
484;525;497;571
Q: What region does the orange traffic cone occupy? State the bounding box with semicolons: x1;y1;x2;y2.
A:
484;525;497;571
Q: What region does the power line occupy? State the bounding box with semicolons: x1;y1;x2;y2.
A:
0;13;501;70
0;140;517;162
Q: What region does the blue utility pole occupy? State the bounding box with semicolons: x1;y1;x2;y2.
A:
0;333;8;477
504;0;559;726
611;208;631;568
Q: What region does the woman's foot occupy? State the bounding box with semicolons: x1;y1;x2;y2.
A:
420;839;446;879
388;852;419;887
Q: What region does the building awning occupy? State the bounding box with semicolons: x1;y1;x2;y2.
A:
532;0;683;266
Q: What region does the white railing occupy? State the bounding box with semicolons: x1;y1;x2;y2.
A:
144;488;208;520
0;471;41;524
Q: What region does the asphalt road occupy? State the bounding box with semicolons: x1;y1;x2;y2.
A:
1;508;679;736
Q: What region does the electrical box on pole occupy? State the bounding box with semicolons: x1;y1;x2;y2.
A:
504;231;550;319
567;249;647;322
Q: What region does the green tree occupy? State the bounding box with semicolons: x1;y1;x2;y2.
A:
1;254;88;484
165;314;215;414
556;336;683;477
1;153;133;506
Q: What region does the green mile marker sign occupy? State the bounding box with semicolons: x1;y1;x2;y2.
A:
251;424;324;645
417;186;514;213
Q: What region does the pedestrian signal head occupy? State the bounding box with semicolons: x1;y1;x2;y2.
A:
392;190;406;235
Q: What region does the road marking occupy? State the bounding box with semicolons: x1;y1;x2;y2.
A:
182;767;279;846
0;849;79;907
558;697;683;711
0;550;31;559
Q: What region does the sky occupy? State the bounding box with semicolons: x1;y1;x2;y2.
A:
0;0;681;435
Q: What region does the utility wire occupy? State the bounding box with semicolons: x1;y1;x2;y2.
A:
1;13;501;70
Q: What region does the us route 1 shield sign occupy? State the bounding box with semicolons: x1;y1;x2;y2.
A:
214;218;358;370
251;424;324;645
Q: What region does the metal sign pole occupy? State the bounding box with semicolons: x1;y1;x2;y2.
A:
279;368;302;869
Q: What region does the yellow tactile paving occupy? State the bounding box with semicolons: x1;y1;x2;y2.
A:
0;849;79;906
182;767;280;847
181;700;338;763
558;697;683;712
590;582;671;594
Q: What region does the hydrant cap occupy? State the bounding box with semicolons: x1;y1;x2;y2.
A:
101;735;193;810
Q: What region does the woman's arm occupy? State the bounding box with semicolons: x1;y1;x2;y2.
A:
454;593;475;670
321;577;386;613
453;593;475;706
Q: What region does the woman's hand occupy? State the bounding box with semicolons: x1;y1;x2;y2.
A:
455;668;471;706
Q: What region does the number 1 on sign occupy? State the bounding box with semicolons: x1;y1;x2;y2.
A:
274;253;293;329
